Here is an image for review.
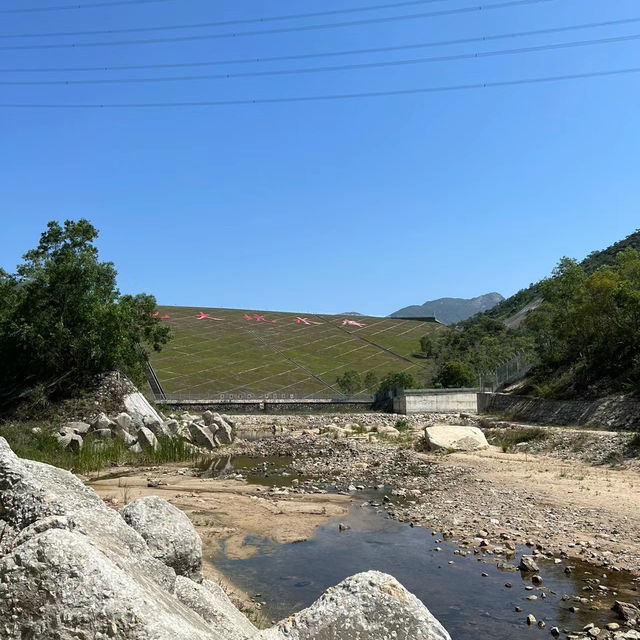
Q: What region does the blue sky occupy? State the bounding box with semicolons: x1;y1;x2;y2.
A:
2;0;639;316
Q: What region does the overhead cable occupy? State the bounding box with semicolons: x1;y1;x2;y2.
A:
1;66;638;108
3;33;638;85
3;16;638;73
0;0;176;14
0;0;555;51
0;0;454;36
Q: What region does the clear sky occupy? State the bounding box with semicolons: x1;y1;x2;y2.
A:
2;0;639;316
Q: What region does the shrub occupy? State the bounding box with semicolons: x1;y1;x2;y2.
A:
377;372;416;395
493;427;548;452
434;360;477;388
335;370;362;395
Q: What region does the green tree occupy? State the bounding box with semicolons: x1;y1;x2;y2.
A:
363;371;379;391
0;219;171;402
335;370;362;395
419;334;435;358
526;249;640;395
434;360;477;388
377;372;416;394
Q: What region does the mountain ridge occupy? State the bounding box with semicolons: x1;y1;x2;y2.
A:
390;292;504;325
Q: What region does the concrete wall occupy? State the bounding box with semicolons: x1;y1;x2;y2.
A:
393;390;479;415
478;392;640;431
164;399;376;414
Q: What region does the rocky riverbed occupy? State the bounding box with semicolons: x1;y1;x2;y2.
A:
224;431;640;575
85;415;640;640
0;436;452;640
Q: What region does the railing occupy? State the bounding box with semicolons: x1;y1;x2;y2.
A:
478;351;532;392
399;387;480;395
155;391;376;403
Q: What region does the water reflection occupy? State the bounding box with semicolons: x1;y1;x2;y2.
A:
212;504;638;639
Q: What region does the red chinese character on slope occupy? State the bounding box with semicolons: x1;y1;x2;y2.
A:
162;315;170;320
152;311;160;318
196;312;211;320
342;319;366;328
254;314;267;322
295;317;311;325
244;314;253;321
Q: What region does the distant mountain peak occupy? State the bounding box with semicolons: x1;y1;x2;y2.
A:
390;292;504;325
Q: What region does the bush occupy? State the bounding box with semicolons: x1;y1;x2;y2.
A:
493;427;548;452
335;370;362;395
394;419;410;432
377;372;416;395
434;360;477;388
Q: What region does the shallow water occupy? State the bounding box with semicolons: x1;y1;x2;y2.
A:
206;457;638;639
198;454;303;488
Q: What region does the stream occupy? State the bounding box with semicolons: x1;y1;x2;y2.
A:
201;455;638;639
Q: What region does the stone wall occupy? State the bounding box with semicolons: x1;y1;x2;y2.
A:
166;400;376;414
478;392;640;431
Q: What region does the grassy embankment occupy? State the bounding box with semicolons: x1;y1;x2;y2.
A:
151;306;445;397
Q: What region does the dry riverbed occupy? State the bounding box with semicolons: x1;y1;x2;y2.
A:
87;463;350;614
87;421;640;634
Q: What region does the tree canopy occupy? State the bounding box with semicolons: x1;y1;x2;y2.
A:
526;248;640;396
0;219;171;403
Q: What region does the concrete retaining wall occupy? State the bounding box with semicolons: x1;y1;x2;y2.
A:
163;399;376;414
478;392;640;431
393;390;479;415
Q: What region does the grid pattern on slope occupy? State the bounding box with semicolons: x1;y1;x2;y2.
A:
151;306;440;395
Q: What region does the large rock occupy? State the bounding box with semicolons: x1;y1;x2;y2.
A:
123;391;164;428
91;412;115;432
259;570;451;640
165;418;180;436
115;412;135;434
0;529;226;640
55;431;83;453
64;420;91;436
0;437;248;640
145;415;172;439
0;437;174;592
212;414;234;445
175;576;256;639
188;421;218;450
137;426;158;451
121;496;203;582
423;425;489;452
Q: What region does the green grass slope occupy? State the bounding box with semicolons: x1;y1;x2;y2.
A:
150;306;445;398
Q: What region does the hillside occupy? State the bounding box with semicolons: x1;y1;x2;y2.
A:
390;293;504;325
149;307;445;398
483;229;640;323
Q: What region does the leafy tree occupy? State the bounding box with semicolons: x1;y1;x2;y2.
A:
434;360;477;388
363;371;379;391
0;219;171;402
419;335;435;358
377;372;416;394
335;370;362;395
526;248;640;395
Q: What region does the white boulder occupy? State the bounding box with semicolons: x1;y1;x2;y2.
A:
424;425;489;452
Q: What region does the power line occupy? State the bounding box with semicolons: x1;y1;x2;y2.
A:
0;0;450;37
0;0;176;14
1;66;638;108
0;0;554;51
3;33;637;85
3;16;638;74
